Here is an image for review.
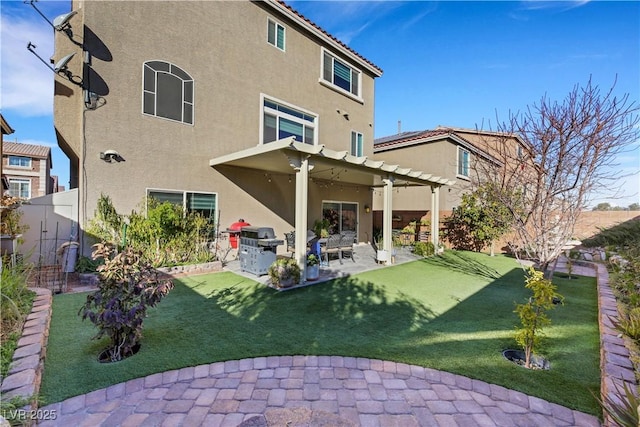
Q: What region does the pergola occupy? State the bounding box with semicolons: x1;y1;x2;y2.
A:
210;137;455;282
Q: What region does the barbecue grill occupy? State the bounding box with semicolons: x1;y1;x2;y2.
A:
239;226;284;276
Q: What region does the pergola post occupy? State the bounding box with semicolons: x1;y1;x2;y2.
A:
291;154;312;282
382;177;394;264
431;185;440;249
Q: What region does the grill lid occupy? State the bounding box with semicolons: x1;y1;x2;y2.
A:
240;226;276;239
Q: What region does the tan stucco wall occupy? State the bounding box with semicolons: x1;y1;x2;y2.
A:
54;1;379;253
372;140;467;212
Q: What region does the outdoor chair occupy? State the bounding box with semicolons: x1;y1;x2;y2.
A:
284;231;296;257
285;230;316;258
321;234;342;265
339;231;356;262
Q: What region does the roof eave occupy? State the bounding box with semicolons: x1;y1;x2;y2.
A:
263;0;383;77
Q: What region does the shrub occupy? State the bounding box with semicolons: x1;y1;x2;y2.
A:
88;194;216;267
0;195;29;236
413;241;435;257
0;263;35;377
79;243;174;362
514;268;563;369
0;263;33;331
75;255;102;273
306;254;319;266
613;307;640;340
87;194;124;247
596;381;640;427
267;258;301;288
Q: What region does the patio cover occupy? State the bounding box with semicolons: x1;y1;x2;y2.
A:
209;137;455;282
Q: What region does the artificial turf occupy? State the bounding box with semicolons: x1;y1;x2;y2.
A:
40;251;601;415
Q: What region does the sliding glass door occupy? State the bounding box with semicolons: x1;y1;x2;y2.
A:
322;201;358;237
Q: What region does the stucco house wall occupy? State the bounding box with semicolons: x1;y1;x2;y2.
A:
53;0;381;254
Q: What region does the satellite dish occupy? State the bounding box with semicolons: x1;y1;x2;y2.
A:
53;10;77;31
54;53;75;73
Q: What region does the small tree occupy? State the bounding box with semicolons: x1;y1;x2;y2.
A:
79;243;174;362
472;78;639;274
514;268;562;368
443;183;513;255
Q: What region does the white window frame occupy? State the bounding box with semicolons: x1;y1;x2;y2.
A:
146;188;218;223
8;156;31;168
142;60;194;125
350;131;363;157
457;146;470;179
267;18;285;51
319;48;363;103
259;94;318;146
9;178;31;199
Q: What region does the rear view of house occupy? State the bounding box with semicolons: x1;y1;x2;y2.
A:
49;0;451;279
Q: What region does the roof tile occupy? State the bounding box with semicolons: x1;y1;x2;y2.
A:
3;142;51;159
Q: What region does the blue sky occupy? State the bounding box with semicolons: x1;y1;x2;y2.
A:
2;0;639;207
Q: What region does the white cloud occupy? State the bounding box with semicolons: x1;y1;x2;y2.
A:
1;13;55;117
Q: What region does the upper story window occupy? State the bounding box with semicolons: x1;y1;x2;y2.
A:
262;96;316;145
9;179;30;199
267;19;285;51
143;61;194;125
457;147;470;178
8;156;31;168
322;49;361;99
350;131;363;157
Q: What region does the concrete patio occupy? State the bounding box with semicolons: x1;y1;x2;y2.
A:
224;243;422;289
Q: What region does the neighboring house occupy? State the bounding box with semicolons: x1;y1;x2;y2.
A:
1;114;15;192
49;0;452;279
2;141;54;199
372;126;522;230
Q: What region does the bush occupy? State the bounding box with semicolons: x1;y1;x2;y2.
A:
88;194;216;267
267;258;301;288
75;255;102;273
614;307;640;340
413;241;435;257
79;243;174;362
0;263;35;377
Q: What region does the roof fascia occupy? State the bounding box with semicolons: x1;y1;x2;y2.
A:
262;0;383;77
373;133;449;153
440;126;528;149
1;115;14;135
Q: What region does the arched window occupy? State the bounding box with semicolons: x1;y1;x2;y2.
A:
142;61;193;125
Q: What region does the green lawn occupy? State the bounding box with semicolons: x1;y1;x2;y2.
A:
40;251;601;415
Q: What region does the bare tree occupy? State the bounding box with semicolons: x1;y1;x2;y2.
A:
473;78;639;274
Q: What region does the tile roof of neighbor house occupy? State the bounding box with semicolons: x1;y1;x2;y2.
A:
373;127;505;165
275;0;383;76
374;129;452;148
3;141;51;159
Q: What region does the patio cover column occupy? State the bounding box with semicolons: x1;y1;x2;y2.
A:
431;185;440;249
290;154;313;282
382;177;394;263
